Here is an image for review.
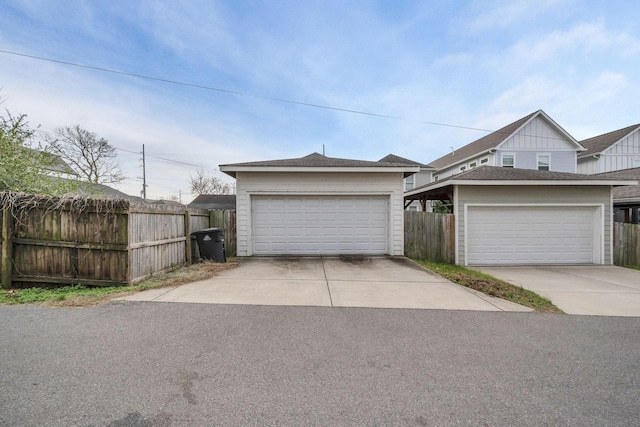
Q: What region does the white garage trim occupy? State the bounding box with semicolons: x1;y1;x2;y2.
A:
464;204;604;265
250;195;390;255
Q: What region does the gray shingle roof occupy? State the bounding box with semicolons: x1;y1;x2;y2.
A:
427;111;540;170
188;195;236;210
378;154;431;168
578;124;640;158
408;165;633;194
221;152;413;168
595;167;640;201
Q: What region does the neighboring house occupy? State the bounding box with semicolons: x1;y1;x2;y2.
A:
405;166;637;266
77;182;147;204
594;167;640;224
188;194;236;210
427;110;585;181
219;152;418;256
577;124;640;174
378;154;434;211
27;148;78;179
150;199;186;207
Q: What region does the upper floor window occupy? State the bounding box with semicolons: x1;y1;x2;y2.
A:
460;166;466;172
404;174;414;191
537;154;550;171
634;159;640;168
469;162;477;168
502;154;515;168
480;158;488;164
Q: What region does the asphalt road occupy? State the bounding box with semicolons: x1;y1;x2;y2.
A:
1;302;638;426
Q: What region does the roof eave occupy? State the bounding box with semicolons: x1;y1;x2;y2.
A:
405;178;639;198
433;149;495;174
220;165;420;177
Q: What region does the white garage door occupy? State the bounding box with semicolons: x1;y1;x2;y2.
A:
466;205;599;265
252;196;388;255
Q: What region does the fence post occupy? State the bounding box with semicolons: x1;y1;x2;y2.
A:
1;204;14;289
184;210;191;265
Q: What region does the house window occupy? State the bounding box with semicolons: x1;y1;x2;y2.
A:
537;154;550;171
469;162;477;168
502;154;515;168
460;166;466;172
634;159;640;168
433;175;439;182
480;158;488;164
408;206;417;211
404;174;414;191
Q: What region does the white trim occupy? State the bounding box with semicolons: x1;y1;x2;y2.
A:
221;166;420;174
463;203;605;266
610;190;614;265
454;185;459;265
247;190;394;195
404;179;638;197
537;153;551;171
501;152;515;168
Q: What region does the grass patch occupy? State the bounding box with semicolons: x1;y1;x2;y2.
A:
416;260;563;314
0;260;239;307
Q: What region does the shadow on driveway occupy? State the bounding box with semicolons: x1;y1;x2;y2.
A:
475;265;640;317
120;256;532;312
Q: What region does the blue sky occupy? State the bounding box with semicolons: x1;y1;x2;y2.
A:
1;0;638;201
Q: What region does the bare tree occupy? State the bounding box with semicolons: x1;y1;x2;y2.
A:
46;125;123;184
190;169;235;195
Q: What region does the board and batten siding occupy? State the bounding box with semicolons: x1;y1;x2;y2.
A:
578;129;640;174
455;185;612;265
437;116;579;180
235;171;405;256
500;116;573;151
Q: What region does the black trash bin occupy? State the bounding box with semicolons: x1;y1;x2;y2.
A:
191;228;226;262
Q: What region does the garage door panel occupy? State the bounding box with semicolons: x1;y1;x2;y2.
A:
252;196;389;255
467;206;598;265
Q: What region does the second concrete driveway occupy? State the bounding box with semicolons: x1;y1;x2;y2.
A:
476;265;640;317
123;256;531;312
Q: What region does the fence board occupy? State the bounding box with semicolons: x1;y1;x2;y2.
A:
0;192;221;288
209;210;236;257
614;222;640;267
404;211;455;263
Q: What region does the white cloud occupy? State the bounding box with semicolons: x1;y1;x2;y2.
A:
467;0;567;31
511;22;640;61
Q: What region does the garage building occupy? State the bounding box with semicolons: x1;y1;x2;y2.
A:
220;153;418;256
405;166;636;266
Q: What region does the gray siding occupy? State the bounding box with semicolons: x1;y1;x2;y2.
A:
496;149;576;172
455;185;612;265
577;157;601;174
578;128;640;174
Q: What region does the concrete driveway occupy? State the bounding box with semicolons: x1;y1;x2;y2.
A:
122;256;531;312
476;265;640;317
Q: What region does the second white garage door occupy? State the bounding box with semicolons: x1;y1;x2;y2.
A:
252;195;388;255
466;205;600;265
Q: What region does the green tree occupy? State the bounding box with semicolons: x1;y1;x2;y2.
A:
0;109;78;196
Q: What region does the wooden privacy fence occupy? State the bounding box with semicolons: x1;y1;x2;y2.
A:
404;211;455;263
208;209;237;257
0;192;212;288
613;222;640;267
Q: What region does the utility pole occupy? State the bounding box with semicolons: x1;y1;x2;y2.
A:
139;144;147;200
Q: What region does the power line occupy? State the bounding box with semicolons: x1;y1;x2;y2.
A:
0;48;495;133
